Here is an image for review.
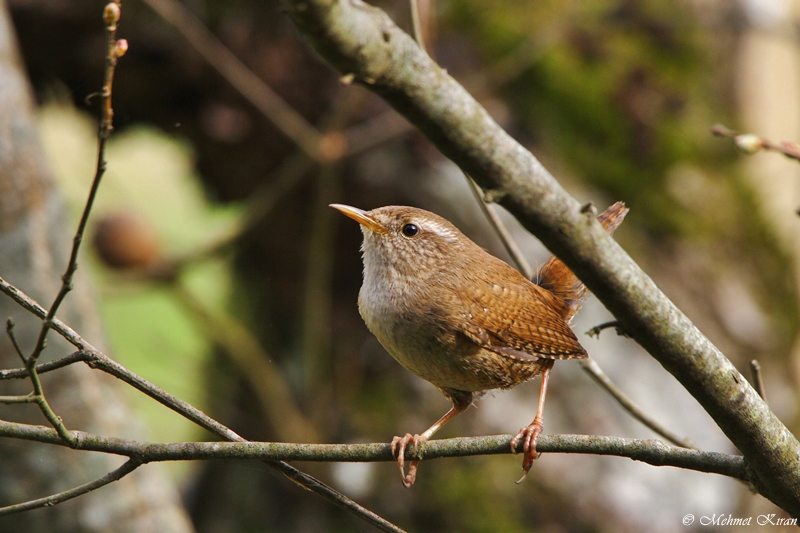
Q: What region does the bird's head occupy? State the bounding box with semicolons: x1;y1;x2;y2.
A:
330;204;472;281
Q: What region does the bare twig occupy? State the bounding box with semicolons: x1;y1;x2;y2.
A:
0;277;403;533
0;419;748;481
466;175;533;279
302;164;341;399
586;320;625;338
409;0;425;50
26;361;74;444
165;90;373;271
6;3;126;449
0;394;36;404
749;359;767;404
5;318;25;361
166;150;316;272
712;124;800;162
1;353;85;380
0;458;142;517
0;276;90;347
9;312;74;442
29;2;124;365
342;110;413;156
140;0;327;160
172;283;319;443
580;359;697;449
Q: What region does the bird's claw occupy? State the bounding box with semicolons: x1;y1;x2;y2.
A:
510;418;543;484
391;433;424;488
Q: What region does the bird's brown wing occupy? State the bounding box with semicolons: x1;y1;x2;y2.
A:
457;276;587;362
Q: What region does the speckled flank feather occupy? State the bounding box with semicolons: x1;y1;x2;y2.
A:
459;276;586;360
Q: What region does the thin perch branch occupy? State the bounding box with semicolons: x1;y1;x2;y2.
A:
0;277;89;351
8;306;74;442
26;360;74;444
0;419;747;481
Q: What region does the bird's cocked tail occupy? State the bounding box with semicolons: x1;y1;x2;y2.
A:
534;202;628;320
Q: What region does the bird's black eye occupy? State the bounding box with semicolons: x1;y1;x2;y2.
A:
401;223;419;237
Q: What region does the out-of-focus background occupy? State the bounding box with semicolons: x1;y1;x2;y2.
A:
1;0;799;531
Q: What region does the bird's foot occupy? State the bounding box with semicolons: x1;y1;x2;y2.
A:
391;433;426;488
510;417;543;484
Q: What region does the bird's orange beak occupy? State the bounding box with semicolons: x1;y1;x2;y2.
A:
330;204;387;233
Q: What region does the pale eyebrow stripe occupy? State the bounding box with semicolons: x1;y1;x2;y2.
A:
424;220;459;242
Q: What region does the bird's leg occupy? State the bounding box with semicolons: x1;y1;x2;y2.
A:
391;403;466;488
511;360;555;483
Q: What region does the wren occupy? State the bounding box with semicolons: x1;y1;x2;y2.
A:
332;202;628;487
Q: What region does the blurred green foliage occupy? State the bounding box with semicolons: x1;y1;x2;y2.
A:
448;0;712;231
38;103;241;449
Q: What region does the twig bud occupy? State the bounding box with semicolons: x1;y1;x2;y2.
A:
734;134;763;154
114;39;128;58
104;3;121;29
